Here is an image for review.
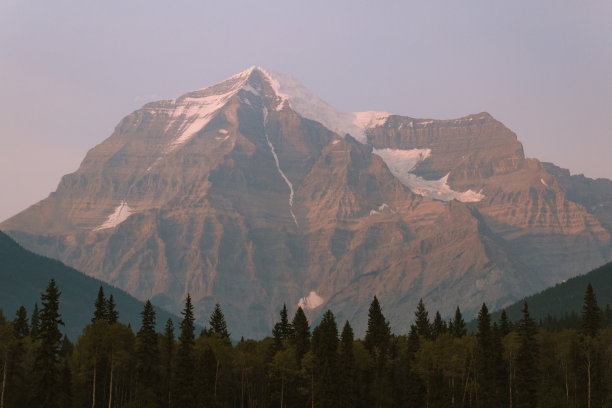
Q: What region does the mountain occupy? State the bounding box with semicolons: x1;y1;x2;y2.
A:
2;66;611;338
0;231;180;340
543;162;612;232
487;260;612;326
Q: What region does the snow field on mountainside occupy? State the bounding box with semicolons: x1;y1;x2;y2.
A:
298;291;324;310
373;148;484;203
94;201;133;231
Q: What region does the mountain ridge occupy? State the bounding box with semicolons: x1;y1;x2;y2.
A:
2;67;611;338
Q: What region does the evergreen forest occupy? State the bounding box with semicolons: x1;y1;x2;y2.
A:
0;280;611;408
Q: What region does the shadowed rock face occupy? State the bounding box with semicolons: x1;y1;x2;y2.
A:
2;67;611;338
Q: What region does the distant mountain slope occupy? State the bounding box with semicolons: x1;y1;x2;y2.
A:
489;261;612;325
0;231;180;340
543;162;612;232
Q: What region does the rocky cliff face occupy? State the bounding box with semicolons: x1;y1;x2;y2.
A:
3;67;611;337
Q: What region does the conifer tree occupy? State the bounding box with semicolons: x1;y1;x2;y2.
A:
311;310;339;407
364;296;391;356
130;300;160;406
364;296;393;407
451;306;466;338
161;318;174;408
106;294;119;324
173;294;196;408
30;302;40;338
578;284;605;408
136;300;158;388
13;306;29;339
209;303;230;342
414;299;431;340
290;306;310;362
476;303;506;407
431;311;447;340
499;309;511;337
515;302;539;408
32;279;64;408
92;286;107;322
338;321;356;408
580;283;602;337
273;303;293;350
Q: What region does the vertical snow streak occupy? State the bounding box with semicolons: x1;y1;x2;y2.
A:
263;108;299;227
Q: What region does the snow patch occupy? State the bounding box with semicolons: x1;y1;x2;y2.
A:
94;201;133;231
218;129;229;135
353;111;390;129
370;203;390;216
162;67;256;153
540;178;549;187
298;291;324;310
332;139;340;145
263;108;298;227
259;68;389;143
373;148;485;203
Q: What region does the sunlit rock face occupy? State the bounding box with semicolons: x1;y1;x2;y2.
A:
3;67;611;338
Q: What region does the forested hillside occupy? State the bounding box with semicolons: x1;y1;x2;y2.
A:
488;261;612;328
0;231;178;339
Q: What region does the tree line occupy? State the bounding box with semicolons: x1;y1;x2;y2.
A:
0;279;610;408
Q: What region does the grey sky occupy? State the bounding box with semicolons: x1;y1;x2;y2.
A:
1;1;611;221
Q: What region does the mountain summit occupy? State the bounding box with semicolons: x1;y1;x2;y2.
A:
3;67;611;337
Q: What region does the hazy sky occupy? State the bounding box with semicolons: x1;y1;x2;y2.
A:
1;1;611;221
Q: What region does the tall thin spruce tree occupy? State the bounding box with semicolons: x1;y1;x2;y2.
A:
580;283;602;337
515;302;539;408
32;279;64;408
414;299;431;340
338;321;356;408
311;310;339;407
92;286;107;322
451;306;466;338
106;294;119;324
476;303;506;407
290;307;310;362
173;294;196;408
209;303;230;343
30;302;40;338
13;306;29;339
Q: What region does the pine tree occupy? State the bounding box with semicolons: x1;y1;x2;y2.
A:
476;303;506;407
364;296;393;407
431;311;447;340
580;283;602;337
106;294;119;324
161;318;174;408
173;294;196;408
290;306;310;362
499;309;511;337
273;303;293;350
414;299;431;340
338;321;356;408
13;306;29;339
92;286;107;322
311;310;339;407
515;302;539;408
364;296;391;356
451;306;466;338
32;279;64;408
30;302;40;338
578;284;605;408
136;300;159;389
208;303;230;342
